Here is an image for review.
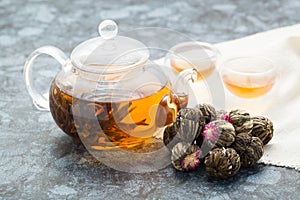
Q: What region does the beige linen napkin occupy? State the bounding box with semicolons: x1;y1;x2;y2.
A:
215;24;300;170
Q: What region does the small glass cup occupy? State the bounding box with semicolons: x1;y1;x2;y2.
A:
165;42;220;81
220;56;277;98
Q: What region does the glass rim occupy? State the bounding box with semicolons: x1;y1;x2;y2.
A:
222;56;276;76
167;41;220;62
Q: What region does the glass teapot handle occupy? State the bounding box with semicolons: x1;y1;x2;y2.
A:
24;46;68;111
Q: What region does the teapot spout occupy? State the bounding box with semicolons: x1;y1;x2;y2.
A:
173;68;197;96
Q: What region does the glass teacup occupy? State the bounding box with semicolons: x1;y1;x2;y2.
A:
220;56;276;99
165;41;220;81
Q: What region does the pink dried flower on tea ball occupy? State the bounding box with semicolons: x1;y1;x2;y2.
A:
171;142;201;171
181;149;201;171
220;114;231;123
202;122;219;142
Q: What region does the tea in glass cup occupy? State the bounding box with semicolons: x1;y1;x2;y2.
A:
221;57;276;98
165;42;220;81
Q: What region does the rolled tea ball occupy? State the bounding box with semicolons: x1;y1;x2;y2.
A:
194;103;217;124
231;132;252;153
204;147;241;179
175;108;206;142
216;110;231;123
215;120;236;147
171;142;201;171
242;137;264;167
176;118;203;143
232;133;264;167
163;123;181;150
199;120;236;157
229;109;253;134
202;120;236;148
250;116;274;145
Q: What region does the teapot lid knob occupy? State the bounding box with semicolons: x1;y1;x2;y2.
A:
98;19;118;40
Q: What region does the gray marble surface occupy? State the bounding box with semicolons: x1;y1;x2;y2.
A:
1;0;300;199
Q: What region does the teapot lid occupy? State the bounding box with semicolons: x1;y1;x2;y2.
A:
71;20;149;73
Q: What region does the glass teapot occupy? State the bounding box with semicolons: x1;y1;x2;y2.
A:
24;20;197;150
